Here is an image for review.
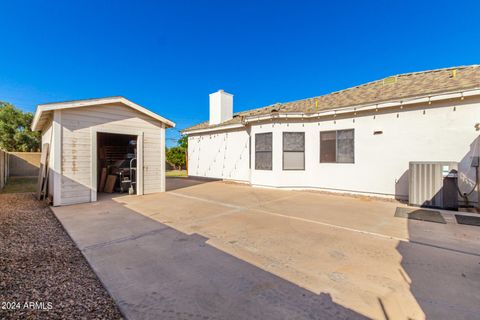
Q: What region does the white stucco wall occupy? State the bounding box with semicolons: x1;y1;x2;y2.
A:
251;98;480;204
188;129;250;182
188;96;480;205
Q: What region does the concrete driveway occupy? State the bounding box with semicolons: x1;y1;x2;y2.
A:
52;178;480;320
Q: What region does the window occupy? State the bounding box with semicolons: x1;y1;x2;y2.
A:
320;129;354;163
337;129;355;163
320;131;336;163
255;133;272;170
283;132;305;170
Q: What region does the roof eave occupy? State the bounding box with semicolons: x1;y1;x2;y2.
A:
32;97;176;131
244;87;480;123
183;123;245;135
184;87;480;134
31;107;41;131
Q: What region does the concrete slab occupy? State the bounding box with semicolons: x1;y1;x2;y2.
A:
53;194;164;250
82;226;365;320
172;180;297;208
52;179;480;320
53;197;365;319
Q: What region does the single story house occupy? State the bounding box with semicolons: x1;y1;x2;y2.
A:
32;97;175;206
183;65;480;206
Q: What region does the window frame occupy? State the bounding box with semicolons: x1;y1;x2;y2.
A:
319;130;337;163
254;132;273;170
320;129;355;164
282;132;305;171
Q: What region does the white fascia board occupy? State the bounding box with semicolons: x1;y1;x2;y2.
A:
183;87;480;134
243;88;480;123
31;105;45;131
32;97;175;131
183;123;245;135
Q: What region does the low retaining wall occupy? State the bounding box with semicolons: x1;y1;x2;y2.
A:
8;152;41;177
0;151;41;191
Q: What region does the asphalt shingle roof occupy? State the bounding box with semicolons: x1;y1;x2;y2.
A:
184;65;480;132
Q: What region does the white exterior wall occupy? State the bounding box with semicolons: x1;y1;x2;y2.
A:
189;97;480;205
250;98;480;204
188;129;250;182
58;104;166;206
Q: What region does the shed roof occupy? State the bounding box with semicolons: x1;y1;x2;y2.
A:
32;96;175;131
184;65;480;133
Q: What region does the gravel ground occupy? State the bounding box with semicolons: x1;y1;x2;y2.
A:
0;193;123;319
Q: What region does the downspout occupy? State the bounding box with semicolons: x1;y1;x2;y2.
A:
186;142;188;177
476;123;480;209
477;164;479;210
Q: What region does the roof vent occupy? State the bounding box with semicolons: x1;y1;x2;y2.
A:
383;76;397;85
271;103;282;112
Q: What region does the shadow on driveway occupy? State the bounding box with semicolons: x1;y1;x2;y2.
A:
52;197;366;320
166;176;219;192
396;216;480;319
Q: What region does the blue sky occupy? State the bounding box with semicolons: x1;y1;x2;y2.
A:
0;0;479;145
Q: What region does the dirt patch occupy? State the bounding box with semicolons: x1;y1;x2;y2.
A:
0;193;122;319
1;176;38;194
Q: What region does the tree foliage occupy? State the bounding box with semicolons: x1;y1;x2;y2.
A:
166;135;188;170
0;102;40;152
166;146;186;169
178;134;188;150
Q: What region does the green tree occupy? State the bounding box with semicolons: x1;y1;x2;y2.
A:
178;134;188;150
166;135;188;169
166;146;185;169
0;102;40;152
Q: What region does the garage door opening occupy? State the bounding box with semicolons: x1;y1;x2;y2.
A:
97;132;138;195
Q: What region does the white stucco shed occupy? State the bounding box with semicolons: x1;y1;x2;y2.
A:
32;96;175;206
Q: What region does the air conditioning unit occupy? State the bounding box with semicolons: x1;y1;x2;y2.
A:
408;161;458;210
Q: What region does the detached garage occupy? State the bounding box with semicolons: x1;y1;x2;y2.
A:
32;96;175;206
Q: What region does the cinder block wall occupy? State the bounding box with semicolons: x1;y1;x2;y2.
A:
8;152;41;177
0;150;8;190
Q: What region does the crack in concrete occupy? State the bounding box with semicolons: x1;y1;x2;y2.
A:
170;191;480;257
82;227;170;251
169;192;245;210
